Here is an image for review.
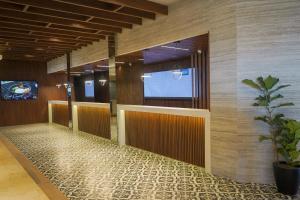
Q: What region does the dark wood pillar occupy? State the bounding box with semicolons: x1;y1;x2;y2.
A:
191;49;210;110
66;52;72;128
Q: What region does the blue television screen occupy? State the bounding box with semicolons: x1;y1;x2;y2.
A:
144;68;193;98
85;80;94;97
1;81;38;100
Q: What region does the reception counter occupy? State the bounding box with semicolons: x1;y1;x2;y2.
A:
48;101;211;172
117;104;211;172
48;101;111;139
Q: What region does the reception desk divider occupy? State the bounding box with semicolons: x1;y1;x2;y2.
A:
49;101;211;172
72;102;111;139
117;104;211;173
48;101;111;139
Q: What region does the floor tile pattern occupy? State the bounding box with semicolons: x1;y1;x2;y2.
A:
0;124;293;200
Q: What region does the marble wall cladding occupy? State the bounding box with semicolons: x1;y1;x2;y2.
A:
116;0;209;55
47;40;108;73
236;0;300;183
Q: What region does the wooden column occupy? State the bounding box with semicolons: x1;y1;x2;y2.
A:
191;50;210;109
66;52;72;128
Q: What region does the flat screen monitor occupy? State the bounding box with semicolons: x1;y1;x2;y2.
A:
143;68;193;98
85;80;94;97
1;81;38;100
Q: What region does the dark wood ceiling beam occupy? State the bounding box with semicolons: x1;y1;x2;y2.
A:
0;27;102;42
0;41;74;51
0;0;142;25
0;32;92;46
117;7;155;19
0;15;100;34
0;21;106;39
98;0;168;15
0;47;66;55
54;0;155;19
26;6;132;29
54;0;121;12
0;44;67;52
0;50;61;57
0;37;81;48
0;8;122;32
1;52;59;59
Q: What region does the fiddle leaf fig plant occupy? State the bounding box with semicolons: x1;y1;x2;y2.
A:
278;120;300;166
242;75;295;162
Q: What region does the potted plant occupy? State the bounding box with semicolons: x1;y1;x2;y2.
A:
242;75;300;196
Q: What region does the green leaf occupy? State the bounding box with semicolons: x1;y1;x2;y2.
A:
277;148;290;161
270;94;283;102
255;116;268;123
271;102;294;109
269;84;291;94
257;77;267;90
259;135;272;142
289;151;300;161
242;79;261;90
295;130;300;139
264;75;279;90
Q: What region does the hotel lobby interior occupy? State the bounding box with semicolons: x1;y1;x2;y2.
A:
0;0;299;199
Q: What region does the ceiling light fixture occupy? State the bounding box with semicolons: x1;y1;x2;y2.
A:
99;79;107;86
25;54;34;58
49;38;61;42
97;65;110;68
161;45;190;51
141;74;152;82
71;23;85;28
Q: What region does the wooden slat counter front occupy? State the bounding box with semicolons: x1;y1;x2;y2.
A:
72;102;111;139
48;101;111;139
48;100;68;127
117;104;211;173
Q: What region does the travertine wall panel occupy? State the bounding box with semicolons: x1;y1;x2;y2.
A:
236;0;300;183
47;40;108;73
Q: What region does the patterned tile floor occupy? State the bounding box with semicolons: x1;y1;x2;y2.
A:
0;123;294;200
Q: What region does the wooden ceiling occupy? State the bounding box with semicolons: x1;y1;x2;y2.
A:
0;0;168;61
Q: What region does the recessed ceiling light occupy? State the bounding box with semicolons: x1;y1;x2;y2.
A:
141;74;152;78
161;45;190;51
25;54;34;58
49;38;61;42
72;23;86;28
96;65;109;68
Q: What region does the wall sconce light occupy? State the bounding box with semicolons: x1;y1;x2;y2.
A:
56;84;62;88
140;74;152;82
99;79;107;86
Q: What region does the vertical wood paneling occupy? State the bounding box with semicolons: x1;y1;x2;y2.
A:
125;111;205;166
77;106;110;139
52;104;69;127
0;60;67;127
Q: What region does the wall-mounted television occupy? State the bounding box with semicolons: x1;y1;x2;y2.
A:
1;81;38;100
143;68;193;98
84;80;94;97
